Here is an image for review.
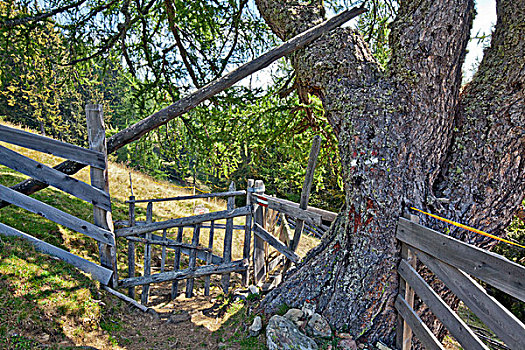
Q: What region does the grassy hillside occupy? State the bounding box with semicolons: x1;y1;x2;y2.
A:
0;122;319;349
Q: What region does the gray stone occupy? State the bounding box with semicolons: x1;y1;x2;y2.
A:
307;313;332;338
375;342;392;350
249;316;262;337
338;338;358;350
302;302;316;318
266;315;318;350
249;285;260;295
283;308;303;323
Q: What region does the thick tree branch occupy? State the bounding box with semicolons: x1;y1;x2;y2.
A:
0;7;365;209
0;0;87;29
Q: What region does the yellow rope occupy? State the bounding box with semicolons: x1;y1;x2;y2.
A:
410;207;525;249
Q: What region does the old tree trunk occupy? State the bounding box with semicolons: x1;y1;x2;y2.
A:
257;0;525;345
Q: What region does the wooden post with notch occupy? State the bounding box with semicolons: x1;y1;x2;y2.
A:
204;220;215;296
253;180;266;285
221;181;235;293
171;226;184;299
85;104;117;287
185;223;201;298
242;179;254;286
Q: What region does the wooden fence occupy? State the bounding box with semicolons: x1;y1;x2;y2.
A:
0;104;117;286
115;176;338;305
395;217;525;350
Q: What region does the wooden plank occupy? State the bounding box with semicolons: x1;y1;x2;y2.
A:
119;259;249;288
291;135;321;251
171;227;184;299
399;242;416;350
394;295;445;350
258;194;336;223
253;180;266;285
415;248;525;349
86;104;117;287
398;259;488;350
127;196;136;298
221;182;235;293
126;236;210;251
254;223;299;263
102;286;150;313
141;202;153;305
185;224;201;298
255;195;322;226
201;224;245;230
0;123;106;169
147;232;223;264
1;7;367;210
0;183;114;246
0;145;111;211
115;205;252;237
205;221;215;296
397;218;525;302
0;222;113;285
126;190;247;203
242;179;254;287
161;229;167;273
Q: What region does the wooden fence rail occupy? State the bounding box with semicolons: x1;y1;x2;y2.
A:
395;217;525;350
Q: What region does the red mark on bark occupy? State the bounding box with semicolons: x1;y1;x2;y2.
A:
354;212;361;233
352;151;357;157
371;150;378;156
333;242;341;252
364;216;373;227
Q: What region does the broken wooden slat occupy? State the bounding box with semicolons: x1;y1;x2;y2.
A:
0;145;111;211
116;206;252;237
0;183;114;246
253;195;322;226
253;180;266;285
119;259;249;288
254;223;299;263
0;222;113;285
185;224;201;298
0;124;106;169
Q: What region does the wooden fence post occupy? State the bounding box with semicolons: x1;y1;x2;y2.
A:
128;195;136;298
253;180;266;285
85;104;118;287
396;214;419;350
141;201;153;305
242;179;254;287
221;182;235;293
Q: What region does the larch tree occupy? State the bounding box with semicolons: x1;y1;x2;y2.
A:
255;0;524;345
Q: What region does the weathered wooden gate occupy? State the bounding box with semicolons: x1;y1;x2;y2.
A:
0;104;117;286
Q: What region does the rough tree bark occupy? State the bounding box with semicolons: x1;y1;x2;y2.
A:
257;0;524;346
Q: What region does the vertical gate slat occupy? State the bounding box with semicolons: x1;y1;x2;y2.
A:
127;196;136;298
161;229;167;273
204;220;215;296
221;182;235;293
141;201;153;305
185;223;201;298
171;226;184;299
